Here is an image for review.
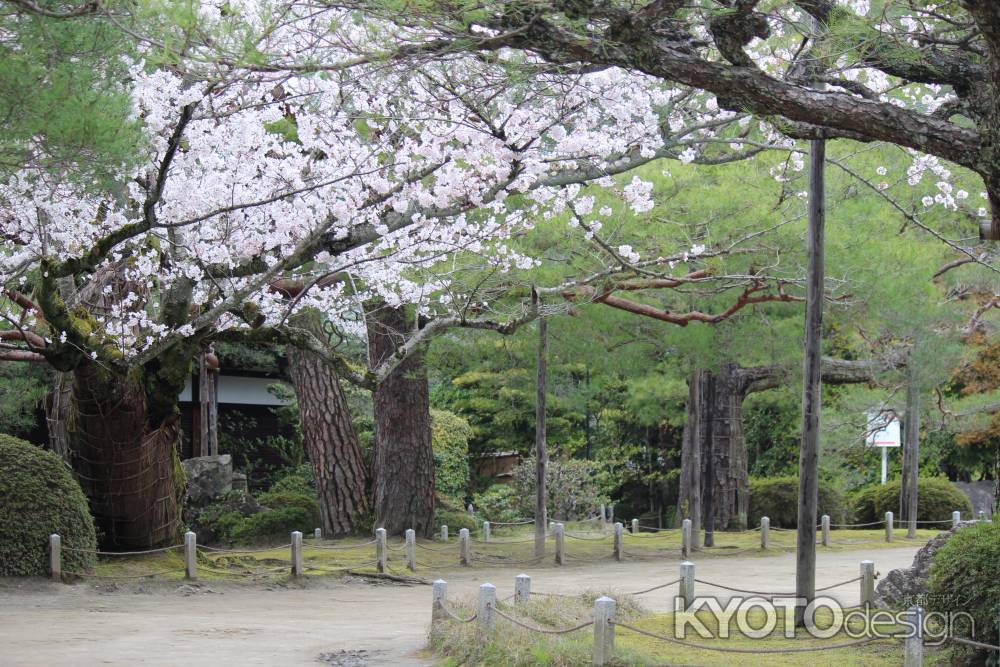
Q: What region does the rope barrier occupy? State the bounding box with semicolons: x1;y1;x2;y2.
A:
308;540;377;551
62;544;184;556
493;606;594;635
415;543;459;553
635;525;678;532
471;553;547;566
490;519;536;526
628;578;683;595
565;533;612;541
611;621;883;653
692;575;862;597
198;544;292;553
63;568;184;580
945;636;1000;651
439;602;477;624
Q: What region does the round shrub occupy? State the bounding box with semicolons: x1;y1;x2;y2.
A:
927;521;1000;653
433;509;479;534
431;409;472;499
471;484;522;523
0;434;97;576
231;506;316;544
748;476;846;528
850;478;972;525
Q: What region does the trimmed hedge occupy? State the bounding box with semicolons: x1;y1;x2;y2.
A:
927;521;1000;653
433;509;478;534
850;478;972;525
431;409;472;499
748;476;846;528
0;434;97;576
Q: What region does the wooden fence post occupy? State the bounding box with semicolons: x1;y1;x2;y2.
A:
554;523;565;565
432;579;448;623
613;522;624;562
885;512;893;542
821;515;830;547
375;527;387;573
459;528;470;566
48;534;61;580
760;517;770;550
592;596;616;666
291;531;303;577
515;573;531;602
608;504;614;525
679;561;695;610
478;583;496;636
904;606;923;667
682;518;692;559
405;528;416;571
860;560;875;608
184;531;197;580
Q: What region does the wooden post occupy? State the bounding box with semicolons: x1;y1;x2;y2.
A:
681;518;692;559
432;579;448;623
48;534;61;580
478;583;496;636
314;527;322;541
405;529;416;572
885;512;894;542
459;528;470;566
794;132;825;626
184;531;197;580
760;517;770;550
592;596;616;666
600;504;607;532
482;521;491;543
291;531;303;577
515;573;531;603
904;362;920;540
860;560;875;608
608;504;614;525
631;518;639;535
441;525;448;541
613;522;624;561
534;292;549;559
821;515;830;547
904;606;924;667
375;527;387;573
679;561;695;610
553;523;565;565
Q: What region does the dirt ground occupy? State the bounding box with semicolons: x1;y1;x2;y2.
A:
0;546;923;666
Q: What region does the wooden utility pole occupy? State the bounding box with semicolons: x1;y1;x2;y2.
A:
903;360;920;538
198;349;219;457
795;137;825;626
534;290;548;557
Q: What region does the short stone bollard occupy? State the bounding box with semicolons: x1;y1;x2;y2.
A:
678;561;695;611
478;583;496;636
632;518;639;535
375;528;387;573
760;517;770;550
405;529;416;572
599;504;607;532
613;522;624;562
821;514;830;547
482;521;491;543
515;573;531;602
459;528;471;566
441;524;449;541
979;510;987;522
184;531;197;580
432;579;448;623
860;560;875;607
291;530;303;577
885;512;894;542
592;596;616;666
681;519;692;559
467;503;474;515
952;510;961;528
314;527;322;541
904;606;923;667
553;523;565;565
48;534;61;580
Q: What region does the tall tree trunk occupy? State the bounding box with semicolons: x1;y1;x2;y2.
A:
902;362;920;538
534;306;548;558
70;362;184;549
44;371;74;462
677;370;705;547
795;136;825;626
288;328;371;537
198;350;219;457
367;304;435;536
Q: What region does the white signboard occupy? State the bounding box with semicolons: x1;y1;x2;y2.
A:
866;414;901;448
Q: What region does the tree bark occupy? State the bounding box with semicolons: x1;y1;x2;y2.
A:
198;350;218;457
795;137;825;627
288;324;371;537
44;371;74;462
902;361;920;538
69;362;184;549
366;304;435;536
534;304;548;557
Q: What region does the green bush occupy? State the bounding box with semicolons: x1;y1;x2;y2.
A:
433;509;479;534
512;456;611;521
850;478;972;525
471;484;523;523
748;476;846;528
927;521;1000;654
231;506;317;544
0;434;97;576
431;409;472;499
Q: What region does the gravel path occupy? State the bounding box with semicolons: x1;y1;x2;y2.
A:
0;545;922;666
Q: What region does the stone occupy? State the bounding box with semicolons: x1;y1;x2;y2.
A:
182;455;233;505
231;472;248;492
874;523;972;608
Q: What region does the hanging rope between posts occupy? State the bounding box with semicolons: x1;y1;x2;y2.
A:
493;607;595;635
62;568;185;580
61;544;184;556
628;578;683;595
490;519;536;526
309;539;377;550
692;575;863;597
564;532;612;541
415;543;459;553
945;636;1000;651
198;543;293;553
611;622;885;653
439;601;478;624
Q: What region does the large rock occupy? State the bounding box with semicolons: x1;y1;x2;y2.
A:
182;455;233;505
952;480;996;519
874;523;972;608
